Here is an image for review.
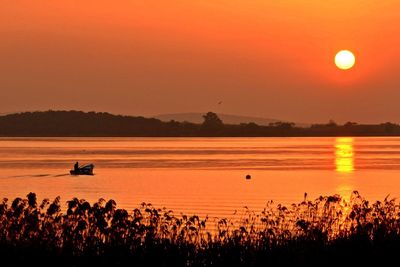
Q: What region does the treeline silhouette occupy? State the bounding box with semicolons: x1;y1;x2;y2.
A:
0;110;400;136
0;192;399;266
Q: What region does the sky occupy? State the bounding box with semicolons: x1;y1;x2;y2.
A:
1;0;400;123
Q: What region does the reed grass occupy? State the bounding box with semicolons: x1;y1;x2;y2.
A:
0;191;399;266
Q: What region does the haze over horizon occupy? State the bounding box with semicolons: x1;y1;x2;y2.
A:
1;1;400;124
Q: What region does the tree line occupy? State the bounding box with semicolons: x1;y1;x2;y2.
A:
0;110;399;137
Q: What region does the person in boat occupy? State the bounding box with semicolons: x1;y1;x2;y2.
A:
74;162;79;172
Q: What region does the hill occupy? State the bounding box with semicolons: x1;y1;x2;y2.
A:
0;110;174;137
155;112;279;125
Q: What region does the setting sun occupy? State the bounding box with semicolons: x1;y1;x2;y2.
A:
335;50;356;70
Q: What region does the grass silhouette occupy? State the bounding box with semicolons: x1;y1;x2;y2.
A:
0;191;399;266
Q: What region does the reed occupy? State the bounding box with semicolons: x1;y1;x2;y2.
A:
0;191;399;266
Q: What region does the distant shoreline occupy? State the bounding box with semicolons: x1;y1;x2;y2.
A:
1;110;400;137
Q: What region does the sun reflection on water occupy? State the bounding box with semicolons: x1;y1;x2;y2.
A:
335;138;354;173
335;138;355;202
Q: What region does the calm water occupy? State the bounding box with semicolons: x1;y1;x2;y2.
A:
0;137;400;218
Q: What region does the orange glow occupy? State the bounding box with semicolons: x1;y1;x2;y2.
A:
1;1;400;121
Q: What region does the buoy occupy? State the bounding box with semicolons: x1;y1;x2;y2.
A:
246;174;251;180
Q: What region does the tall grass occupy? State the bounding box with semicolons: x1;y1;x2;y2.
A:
1;191;400;266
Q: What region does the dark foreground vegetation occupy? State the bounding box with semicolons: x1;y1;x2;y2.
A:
1;192;400;266
1;110;400;136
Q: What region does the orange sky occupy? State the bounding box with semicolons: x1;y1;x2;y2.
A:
1;0;400;123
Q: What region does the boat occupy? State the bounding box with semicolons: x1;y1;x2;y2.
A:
70;163;95;175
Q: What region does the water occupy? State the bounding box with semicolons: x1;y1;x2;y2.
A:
0;137;399;218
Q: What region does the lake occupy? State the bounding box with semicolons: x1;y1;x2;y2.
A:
0;137;399;218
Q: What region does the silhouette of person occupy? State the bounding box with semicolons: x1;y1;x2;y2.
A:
74;161;79;172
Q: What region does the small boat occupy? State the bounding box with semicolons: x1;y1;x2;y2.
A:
70;164;95;175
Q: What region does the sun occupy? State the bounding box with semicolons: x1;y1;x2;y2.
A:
335;50;355;70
